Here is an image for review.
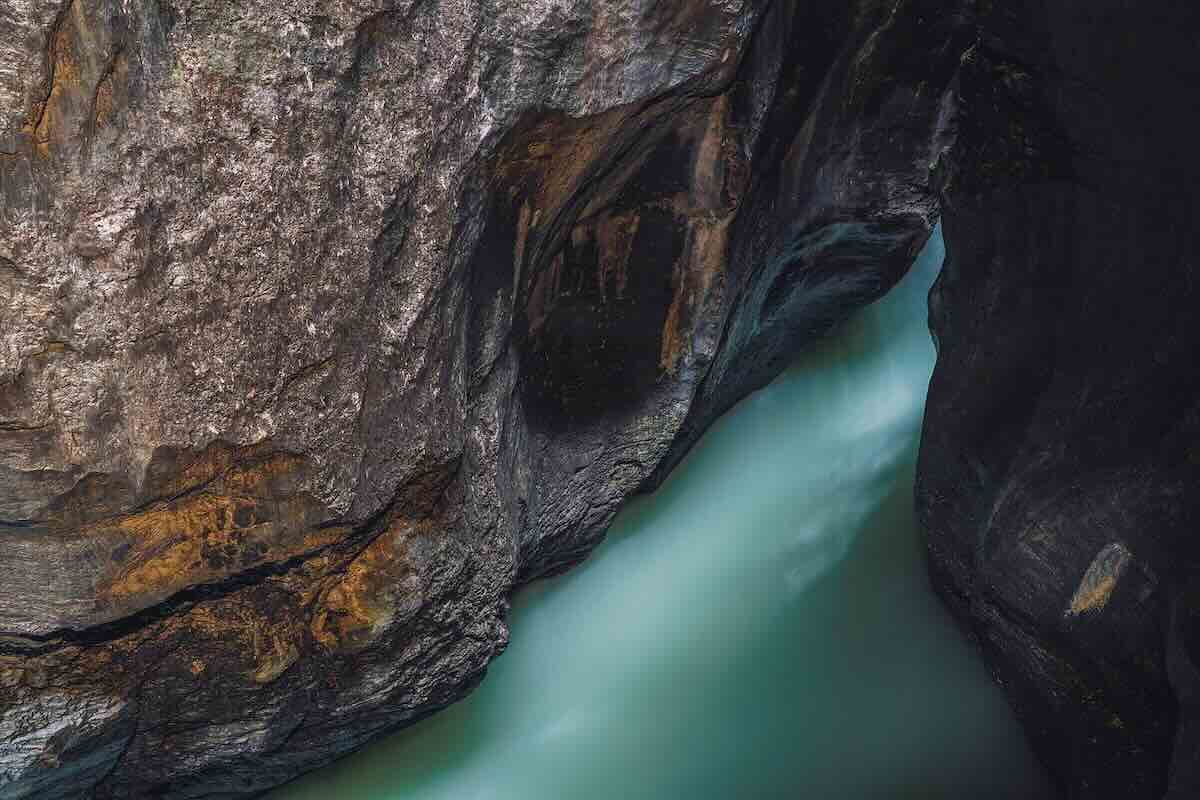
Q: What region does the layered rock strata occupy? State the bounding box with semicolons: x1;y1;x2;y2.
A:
1;0;966;795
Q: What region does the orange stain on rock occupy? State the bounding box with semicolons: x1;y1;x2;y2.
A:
93;452;341;606
311;518;427;651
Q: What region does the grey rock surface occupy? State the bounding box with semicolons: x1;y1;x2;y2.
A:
1;0;965;796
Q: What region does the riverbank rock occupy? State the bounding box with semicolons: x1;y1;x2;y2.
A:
917;1;1200;798
0;0;967;795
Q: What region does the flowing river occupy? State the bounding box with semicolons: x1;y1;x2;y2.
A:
270;228;1054;799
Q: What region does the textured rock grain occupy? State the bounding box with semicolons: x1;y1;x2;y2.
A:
918;1;1200;798
1;0;966;796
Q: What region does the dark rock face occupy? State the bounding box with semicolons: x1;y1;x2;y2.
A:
1;0;967;796
918;1;1200;798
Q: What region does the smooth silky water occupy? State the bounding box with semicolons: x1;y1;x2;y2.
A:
271;228;1054;799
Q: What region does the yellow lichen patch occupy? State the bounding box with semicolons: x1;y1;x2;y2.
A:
177;603;255;643
26;0;100;159
99;497;344;603
107;540;198;599
311;518;431;651
310;532;400;649
166;599;306;686
111;493;250;546
90;451;340;606
276;548;348;607
29;32;75;157
253;636;300;684
1066;542;1133;616
1069;574;1118;616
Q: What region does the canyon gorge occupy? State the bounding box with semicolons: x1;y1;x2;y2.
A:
2;0;1198;797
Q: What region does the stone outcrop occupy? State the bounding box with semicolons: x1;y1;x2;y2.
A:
12;0;1199;796
1;0;966;796
918;1;1200;798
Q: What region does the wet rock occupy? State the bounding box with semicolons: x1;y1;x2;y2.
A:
1;0;968;795
918;0;1200;796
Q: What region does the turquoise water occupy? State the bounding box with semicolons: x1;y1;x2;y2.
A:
272;228;1053;799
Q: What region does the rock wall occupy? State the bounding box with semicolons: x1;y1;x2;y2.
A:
918;1;1200;798
0;0;967;796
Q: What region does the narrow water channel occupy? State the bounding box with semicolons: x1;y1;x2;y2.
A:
271;228;1054;799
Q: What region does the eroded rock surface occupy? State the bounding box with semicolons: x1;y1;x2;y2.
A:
1;0;965;795
918;1;1200;798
